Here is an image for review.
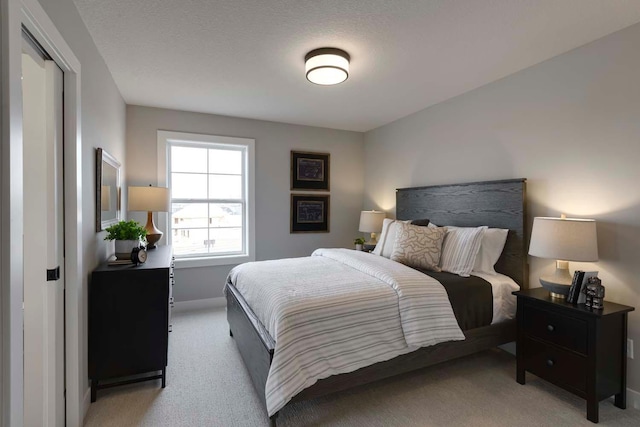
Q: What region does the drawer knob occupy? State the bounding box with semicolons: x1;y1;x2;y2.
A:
546;324;555;332
546;359;554;367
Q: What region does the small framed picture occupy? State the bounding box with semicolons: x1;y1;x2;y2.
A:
290;194;330;233
291;151;330;191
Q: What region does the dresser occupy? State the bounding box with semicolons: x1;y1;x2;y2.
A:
89;245;175;401
514;288;634;423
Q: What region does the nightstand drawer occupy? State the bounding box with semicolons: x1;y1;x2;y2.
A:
523;305;587;354
523;337;587;393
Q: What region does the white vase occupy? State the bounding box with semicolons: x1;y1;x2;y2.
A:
114;239;140;259
355;244;363;251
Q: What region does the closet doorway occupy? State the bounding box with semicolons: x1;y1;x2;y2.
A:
21;28;65;427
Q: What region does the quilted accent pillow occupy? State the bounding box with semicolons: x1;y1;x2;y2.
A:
440;226;487;277
391;223;448;271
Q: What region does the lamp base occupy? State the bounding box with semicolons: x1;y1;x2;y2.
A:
539;260;572;299
144;211;163;249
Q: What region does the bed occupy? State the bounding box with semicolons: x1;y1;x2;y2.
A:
225;178;528;425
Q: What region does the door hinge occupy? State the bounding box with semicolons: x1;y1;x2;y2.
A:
46;266;60;281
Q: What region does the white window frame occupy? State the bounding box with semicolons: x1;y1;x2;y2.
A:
157;130;255;268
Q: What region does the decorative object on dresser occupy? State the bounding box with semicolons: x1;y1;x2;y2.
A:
528;215;598;299
89;245;175;402
514;288;634;423
128;185;171;249
353;237;365;251
585;277;605;309
95;148;122;231
567;271;599;305
290;194;329;233
290;151;330;191
103;220;147;260
358;210;386;250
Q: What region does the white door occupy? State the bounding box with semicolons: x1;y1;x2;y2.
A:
22;32;65;427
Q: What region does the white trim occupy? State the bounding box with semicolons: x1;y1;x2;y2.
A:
82;387;91;420
627;387;640;410
156;130;256;268
172;297;226;313
2;1;84;426
175;255;252;269
1;0;25;424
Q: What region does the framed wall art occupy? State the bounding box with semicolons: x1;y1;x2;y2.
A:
291;151;330;191
290;194;330;233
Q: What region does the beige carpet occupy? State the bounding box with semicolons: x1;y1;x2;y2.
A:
84;308;640;427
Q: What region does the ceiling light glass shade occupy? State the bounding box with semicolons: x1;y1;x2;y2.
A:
305;48;350;85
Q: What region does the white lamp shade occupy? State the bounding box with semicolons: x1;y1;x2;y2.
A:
529;217;598;262
128;186;170;212
101;185;111;211
359;211;386;233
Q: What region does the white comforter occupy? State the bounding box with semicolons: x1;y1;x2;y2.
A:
227;248;464;416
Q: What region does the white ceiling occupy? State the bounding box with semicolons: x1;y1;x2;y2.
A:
73;0;640;132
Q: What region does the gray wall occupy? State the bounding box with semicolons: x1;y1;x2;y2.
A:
37;0;127;416
364;23;640;392
126;105;364;302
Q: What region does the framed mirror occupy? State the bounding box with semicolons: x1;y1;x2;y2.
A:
96;148;122;231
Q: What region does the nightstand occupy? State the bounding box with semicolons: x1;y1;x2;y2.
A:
513;288;634;423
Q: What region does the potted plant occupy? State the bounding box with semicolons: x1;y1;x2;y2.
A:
354;237;366;251
104;220;147;259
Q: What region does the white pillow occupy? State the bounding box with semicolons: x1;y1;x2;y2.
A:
440;226;487;277
473;228;509;274
372;218;410;258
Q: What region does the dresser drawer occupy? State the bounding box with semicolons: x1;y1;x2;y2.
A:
523;337;587;393
523;305;587;354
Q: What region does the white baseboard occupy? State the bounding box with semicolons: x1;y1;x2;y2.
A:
628;387;640;410
82;386;91;422
173;297;226;313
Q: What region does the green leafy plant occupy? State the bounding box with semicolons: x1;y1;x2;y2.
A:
354;237;366;245
104;220;147;241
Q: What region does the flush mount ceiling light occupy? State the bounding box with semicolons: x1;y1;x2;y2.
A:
305;48;350;85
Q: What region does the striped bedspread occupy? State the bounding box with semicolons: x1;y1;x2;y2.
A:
227;248;464;416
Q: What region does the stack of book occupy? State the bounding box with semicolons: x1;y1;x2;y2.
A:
567;270;598;304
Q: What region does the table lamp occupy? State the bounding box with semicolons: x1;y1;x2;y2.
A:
528;215;598;299
128;185;170;249
359;210;386;248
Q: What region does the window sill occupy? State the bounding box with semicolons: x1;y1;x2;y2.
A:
174;254;254;269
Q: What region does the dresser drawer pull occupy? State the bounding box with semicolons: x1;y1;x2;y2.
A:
547;324;555;332
546;358;555;367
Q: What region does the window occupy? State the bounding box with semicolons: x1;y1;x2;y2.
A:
157;131;255;268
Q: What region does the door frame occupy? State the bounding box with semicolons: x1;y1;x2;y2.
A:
1;0;84;426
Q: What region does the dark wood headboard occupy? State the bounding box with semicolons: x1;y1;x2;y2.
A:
396;178;528;289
